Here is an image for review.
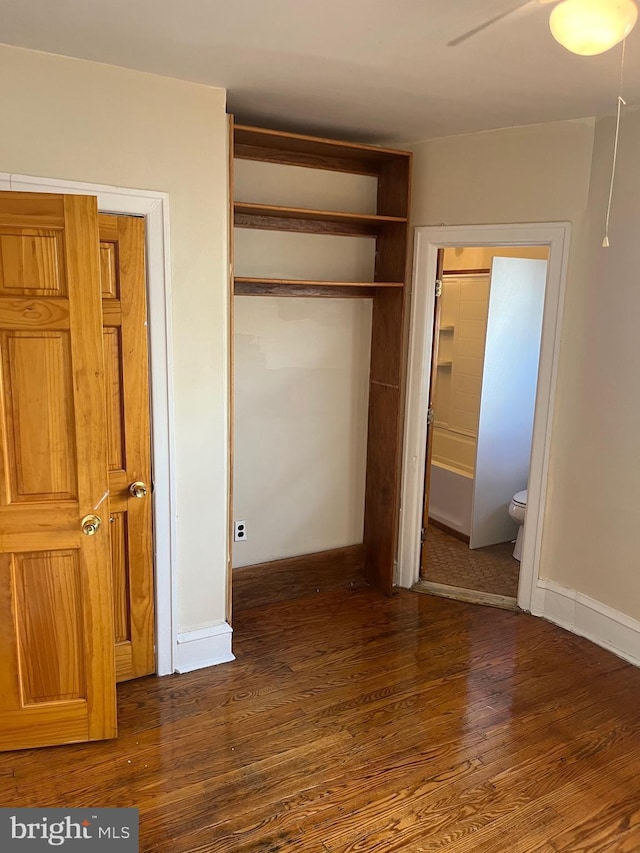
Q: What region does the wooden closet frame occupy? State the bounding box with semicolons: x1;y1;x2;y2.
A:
229;119;412;600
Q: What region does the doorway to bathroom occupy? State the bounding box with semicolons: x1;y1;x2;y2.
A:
418;244;549;608
398;223;571;613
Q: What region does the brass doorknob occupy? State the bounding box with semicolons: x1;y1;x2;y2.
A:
129;481;148;499
81;514;102;536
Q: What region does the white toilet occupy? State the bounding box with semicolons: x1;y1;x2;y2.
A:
508;489;527;561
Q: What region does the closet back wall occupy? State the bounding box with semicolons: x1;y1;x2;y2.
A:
233;161;376;568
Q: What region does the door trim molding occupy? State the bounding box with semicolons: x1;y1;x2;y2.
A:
398;223;571;613
1;173;177;675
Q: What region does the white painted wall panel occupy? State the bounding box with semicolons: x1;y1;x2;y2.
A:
233;297;372;567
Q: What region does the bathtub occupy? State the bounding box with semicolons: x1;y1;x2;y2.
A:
428;428;475;536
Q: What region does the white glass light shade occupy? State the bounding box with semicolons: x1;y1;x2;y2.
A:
549;0;638;55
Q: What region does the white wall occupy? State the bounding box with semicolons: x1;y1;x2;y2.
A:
232;161;375;567
234;229;375;282
233;297;372;566
235;159;378;213
409;113;640;624
540;108;640;614
0;44;229;634
410;119;594;226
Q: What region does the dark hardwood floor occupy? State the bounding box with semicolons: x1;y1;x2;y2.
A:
2;583;640;851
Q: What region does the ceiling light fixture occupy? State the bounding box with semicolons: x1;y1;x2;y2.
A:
549;0;638;55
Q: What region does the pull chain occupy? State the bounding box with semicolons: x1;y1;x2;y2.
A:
602;39;627;248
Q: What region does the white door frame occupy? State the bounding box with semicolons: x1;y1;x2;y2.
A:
397;223;571;612
0;172;177;675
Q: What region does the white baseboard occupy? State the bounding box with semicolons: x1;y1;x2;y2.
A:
427;510;470;538
175;623;235;673
533;580;640;668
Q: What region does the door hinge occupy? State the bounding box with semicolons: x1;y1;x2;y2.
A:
420;526;426;545
427;405;434;426
435;278;443;298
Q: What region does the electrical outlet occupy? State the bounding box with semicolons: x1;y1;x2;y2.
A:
234;520;247;542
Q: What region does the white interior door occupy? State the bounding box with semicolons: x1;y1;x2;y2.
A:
470;257;547;549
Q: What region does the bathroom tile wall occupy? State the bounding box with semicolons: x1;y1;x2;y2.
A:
450;275;490;436
433;274;490;472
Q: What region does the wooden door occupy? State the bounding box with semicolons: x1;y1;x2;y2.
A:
419;249;444;576
0;192;116;751
99;214;155;682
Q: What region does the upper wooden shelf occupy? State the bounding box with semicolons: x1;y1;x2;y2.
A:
234;202;407;237
234;124;411;177
234;277;404;298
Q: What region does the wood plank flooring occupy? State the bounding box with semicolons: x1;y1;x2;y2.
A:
1;585;640;851
233;544;366;613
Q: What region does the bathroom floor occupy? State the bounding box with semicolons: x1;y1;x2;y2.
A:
421;522;520;598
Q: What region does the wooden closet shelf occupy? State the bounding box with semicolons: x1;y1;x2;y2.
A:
234;202;407;237
234;277;404;298
234;124;411;177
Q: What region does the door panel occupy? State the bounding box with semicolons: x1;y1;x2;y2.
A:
98;214;154;683
420;248;445;575
0;192;116;752
14;549;85;704
99;242;118;298
103;326;126;472
0;228;65;296
2;331;77;501
109;513;131;643
470;257;547;549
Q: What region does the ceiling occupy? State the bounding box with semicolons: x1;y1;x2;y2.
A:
0;0;638;143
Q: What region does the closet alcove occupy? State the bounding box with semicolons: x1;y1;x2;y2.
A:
229;121;412;605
